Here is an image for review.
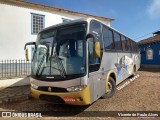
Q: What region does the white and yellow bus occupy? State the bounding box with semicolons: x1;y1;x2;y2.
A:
24;18;140;105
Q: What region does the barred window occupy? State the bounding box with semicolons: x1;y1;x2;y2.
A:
31;13;45;34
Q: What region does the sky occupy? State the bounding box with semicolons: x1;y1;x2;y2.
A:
26;0;160;42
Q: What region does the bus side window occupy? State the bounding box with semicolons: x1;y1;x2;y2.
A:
132;41;135;52
90;20;103;51
126;38;131;51
113;32;122;51
135;42;139;52
121;36;127;51
130;40;134;52
88;20;103;72
103;27;114;50
88;38;100;72
88;38;94;64
133;41;138;52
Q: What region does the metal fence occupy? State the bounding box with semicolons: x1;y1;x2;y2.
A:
0;59;31;79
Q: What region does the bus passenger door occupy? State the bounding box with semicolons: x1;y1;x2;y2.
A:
88;39;106;102
88;20;106;102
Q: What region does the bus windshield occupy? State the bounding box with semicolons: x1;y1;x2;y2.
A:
31;23;86;78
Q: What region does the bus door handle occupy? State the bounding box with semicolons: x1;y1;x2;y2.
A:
101;67;104;75
101;67;104;71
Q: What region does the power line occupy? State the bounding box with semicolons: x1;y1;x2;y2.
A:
134;29;160;40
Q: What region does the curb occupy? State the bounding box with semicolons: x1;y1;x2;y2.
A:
0;77;30;90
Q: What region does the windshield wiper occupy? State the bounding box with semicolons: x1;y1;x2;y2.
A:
36;52;47;77
36;43;49;77
55;54;66;78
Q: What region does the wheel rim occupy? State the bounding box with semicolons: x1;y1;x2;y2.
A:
107;81;112;93
132;66;136;76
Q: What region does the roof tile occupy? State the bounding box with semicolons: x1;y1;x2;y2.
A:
138;34;160;45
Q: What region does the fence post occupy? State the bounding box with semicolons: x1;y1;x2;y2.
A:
2;60;3;78
13;60;14;76
6;60;8;77
24;59;25;75
21;59;22;76
4;60;6;77
15;60;17;76
19;59;20;76
10;59;11;76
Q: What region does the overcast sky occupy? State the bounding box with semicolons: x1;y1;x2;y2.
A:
26;0;160;41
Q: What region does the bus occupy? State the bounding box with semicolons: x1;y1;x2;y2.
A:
24;18;140;105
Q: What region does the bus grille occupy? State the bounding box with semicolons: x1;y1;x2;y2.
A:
37;86;68;92
39;94;65;104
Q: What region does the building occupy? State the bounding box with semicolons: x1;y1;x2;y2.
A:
138;31;160;67
0;0;113;60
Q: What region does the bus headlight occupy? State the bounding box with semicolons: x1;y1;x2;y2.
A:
31;83;38;89
67;85;87;92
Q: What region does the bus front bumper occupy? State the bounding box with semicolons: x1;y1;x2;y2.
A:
31;86;91;105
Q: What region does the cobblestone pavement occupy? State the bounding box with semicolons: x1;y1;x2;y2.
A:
0;86;30;104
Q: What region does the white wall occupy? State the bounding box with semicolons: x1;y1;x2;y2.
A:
0;2;110;60
0;3;72;60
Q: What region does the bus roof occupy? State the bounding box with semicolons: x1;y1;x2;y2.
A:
40;18;89;32
40;18;135;42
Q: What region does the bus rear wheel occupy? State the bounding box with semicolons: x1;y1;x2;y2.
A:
102;77;116;99
131;65;136;77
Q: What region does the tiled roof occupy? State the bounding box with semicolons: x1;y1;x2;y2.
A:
138;34;160;45
2;0;114;22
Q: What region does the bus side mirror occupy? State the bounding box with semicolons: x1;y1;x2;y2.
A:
24;42;36;61
25;48;29;61
94;41;100;58
86;33;95;40
24;42;36;50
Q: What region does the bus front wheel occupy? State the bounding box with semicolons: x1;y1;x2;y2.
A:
102;77;116;99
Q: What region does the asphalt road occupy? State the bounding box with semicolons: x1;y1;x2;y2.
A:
0;68;160;119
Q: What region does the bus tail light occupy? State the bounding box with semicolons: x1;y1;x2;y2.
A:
66;85;87;92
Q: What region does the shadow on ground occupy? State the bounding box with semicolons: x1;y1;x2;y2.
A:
0;98;91;117
139;67;160;73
